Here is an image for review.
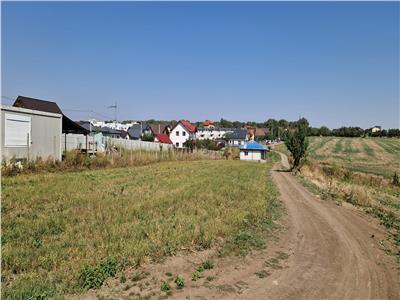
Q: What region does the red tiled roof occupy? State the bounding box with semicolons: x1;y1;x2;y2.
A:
178;120;197;133
155;133;172;144
203;120;214;126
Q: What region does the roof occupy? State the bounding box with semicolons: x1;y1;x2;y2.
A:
174;120;197;133
255;127;270;137
239;141;267;151
13;96;88;134
155;133;172;144
127;123;152;139
226;128;247;140
150;123;171;134
203;120;214;126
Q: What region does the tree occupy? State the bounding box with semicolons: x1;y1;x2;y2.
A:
285;121;309;172
141;133;154;142
319;126;331;136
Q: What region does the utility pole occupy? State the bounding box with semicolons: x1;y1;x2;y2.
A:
108;102;117;129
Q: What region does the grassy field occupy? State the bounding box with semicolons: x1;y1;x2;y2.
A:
306;137;400;179
275;137;400;259
2;155;281;299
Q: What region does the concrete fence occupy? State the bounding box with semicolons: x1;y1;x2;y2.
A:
103;137;174;152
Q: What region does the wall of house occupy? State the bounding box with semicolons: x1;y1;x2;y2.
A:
240;150;263;161
1;105;62;161
229;139;245;146
169;123;190;148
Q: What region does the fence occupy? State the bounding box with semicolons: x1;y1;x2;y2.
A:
103;136;174;152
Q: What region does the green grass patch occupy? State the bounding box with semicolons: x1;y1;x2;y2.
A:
2;158;280;298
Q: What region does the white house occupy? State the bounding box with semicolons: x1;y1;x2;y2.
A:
169;120;197;148
227;128;248;146
239;141;268;161
195;128;234;141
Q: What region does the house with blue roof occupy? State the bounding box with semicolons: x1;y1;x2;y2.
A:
239;141;268;161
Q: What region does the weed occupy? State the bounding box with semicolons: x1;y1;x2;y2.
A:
120;274;126;284
201;260;214;270
165;272;173;277
78;256;118;290
206;276;216;282
255;270;270;278
191;271;203;281
161;281;170;292
175;276;185;289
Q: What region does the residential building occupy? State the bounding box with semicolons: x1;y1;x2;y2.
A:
371;126;382;133
195;127;234;141
127;123;153;140
202;120;215;129
239;141;268;161
226;128;248;146
169;120;197;148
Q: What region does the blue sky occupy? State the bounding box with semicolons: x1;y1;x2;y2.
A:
2;2;399;128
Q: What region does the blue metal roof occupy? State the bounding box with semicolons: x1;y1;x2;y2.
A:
239;141;267;151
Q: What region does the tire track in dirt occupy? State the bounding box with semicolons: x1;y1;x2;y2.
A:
172;152;399;299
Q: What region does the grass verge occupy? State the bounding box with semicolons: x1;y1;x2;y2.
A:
2;154;281;298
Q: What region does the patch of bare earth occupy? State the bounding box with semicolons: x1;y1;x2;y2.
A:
74;153;399;300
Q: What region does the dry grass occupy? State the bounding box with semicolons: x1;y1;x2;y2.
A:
1;148;222;177
1;155;281;299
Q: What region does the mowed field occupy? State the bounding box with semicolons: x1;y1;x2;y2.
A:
2;157;280;299
307;137;400;179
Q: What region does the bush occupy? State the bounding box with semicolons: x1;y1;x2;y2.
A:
201;260;214;270
161;281;170;292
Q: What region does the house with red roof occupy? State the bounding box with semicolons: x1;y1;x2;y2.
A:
154;133;172;144
169;119;197;148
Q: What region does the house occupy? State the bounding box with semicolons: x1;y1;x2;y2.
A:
371;126;382;133
127;123;153;140
77;121;127;139
154;133;172;144
239;141;268;161
226;128;248;146
195;128;234;141
202;120;215;129
1;104;63;161
169;120;197;148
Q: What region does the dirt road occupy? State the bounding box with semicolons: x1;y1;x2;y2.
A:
172;153;399;299
86;153;399;300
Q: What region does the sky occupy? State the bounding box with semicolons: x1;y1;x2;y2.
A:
2;2;399;129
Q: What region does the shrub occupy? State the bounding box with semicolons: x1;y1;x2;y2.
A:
191;271;203;281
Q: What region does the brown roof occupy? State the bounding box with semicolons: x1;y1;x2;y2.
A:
13;96;89;135
255;128;269;137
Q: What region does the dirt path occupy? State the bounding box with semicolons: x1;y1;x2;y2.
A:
170;153;399;299
82;153;399;299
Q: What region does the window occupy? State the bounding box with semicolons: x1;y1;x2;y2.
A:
176;142;179;147
182;131;186;136
5;113;31;147
176;131;179;136
244;151;249;156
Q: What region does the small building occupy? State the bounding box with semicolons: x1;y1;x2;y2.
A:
371;126;381;133
226;128;248;146
1;105;62;161
169;120;197;148
239;141;268;161
196;127;234;141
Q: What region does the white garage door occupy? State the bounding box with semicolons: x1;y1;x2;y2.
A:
4;113;31;147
